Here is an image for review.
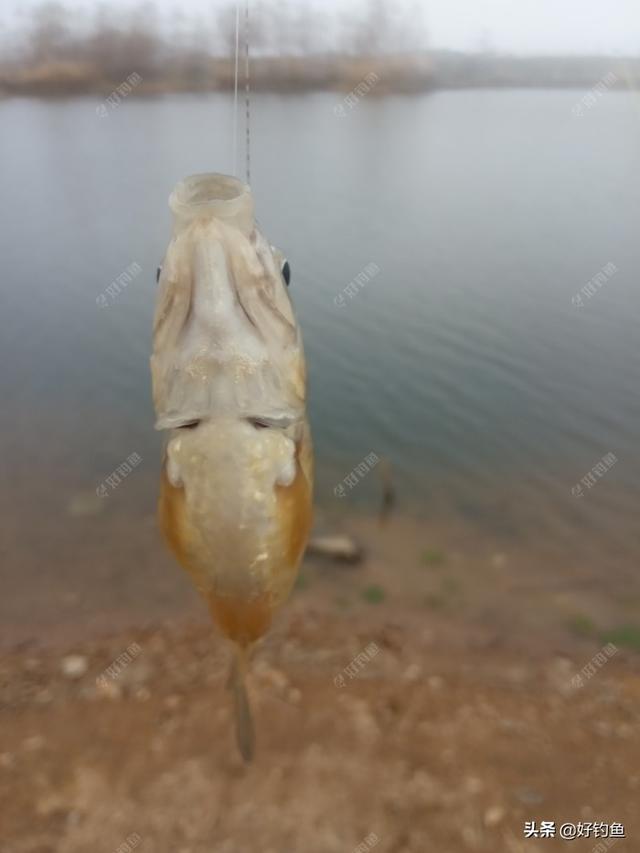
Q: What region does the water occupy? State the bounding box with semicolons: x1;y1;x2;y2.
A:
1;90;639;639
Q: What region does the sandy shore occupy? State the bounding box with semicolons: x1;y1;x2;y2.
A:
2;599;639;853
3;505;640;851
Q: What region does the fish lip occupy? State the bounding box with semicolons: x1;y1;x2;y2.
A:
169;173;254;235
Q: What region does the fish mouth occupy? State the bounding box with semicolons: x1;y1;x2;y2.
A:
169;173;255;236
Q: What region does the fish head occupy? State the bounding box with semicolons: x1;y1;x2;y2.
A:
151;173;306;430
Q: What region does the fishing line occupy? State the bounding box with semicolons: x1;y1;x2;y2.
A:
244;0;251;186
232;1;240;176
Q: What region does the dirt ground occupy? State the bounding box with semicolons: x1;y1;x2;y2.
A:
2;595;639;853
2;512;639;853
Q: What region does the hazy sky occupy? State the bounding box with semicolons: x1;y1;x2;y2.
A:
2;0;639;55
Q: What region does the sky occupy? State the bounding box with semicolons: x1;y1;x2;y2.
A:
1;0;639;55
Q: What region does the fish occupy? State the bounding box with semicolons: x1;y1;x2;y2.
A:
150;173;313;761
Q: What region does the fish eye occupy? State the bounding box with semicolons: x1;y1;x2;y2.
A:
281;260;291;287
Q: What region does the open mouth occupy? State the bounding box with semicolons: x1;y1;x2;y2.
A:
169;173;254;236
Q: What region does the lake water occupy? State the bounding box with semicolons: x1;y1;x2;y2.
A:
1;89;639;639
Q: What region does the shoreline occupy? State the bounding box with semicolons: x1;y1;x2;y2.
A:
1;53;637;99
4;507;639;659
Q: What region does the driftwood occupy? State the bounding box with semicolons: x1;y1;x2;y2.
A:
307;534;363;564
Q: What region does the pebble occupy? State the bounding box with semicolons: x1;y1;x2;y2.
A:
151;736;165;754
547;657;577;695
287;687;301;704
0;752;15;769
349;698;380;742
67;492;105;517
514;786;544;805
594;720;612;738
22;735;45;752
461;825;482;847
95;679;122;700
119;659;153;687
403;663;422;682
464;776;484;795
36;792;67;817
484;806;505;827
405;770;442;807
35;688;53;705
254;663;289;692
505;665;530;685
60;655;88;680
79;686;98;701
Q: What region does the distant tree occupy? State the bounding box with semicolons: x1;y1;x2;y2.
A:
120;2;163;80
341;0;428;56
216;0;282;58
28;2;71;63
84;4;126;78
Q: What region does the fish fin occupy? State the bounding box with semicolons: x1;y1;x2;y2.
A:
229;645;255;763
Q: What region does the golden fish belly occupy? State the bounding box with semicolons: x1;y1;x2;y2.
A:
159;418;313;647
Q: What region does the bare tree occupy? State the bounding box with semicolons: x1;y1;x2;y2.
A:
28;2;71;63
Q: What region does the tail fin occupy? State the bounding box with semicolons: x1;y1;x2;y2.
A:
229;645;255;762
